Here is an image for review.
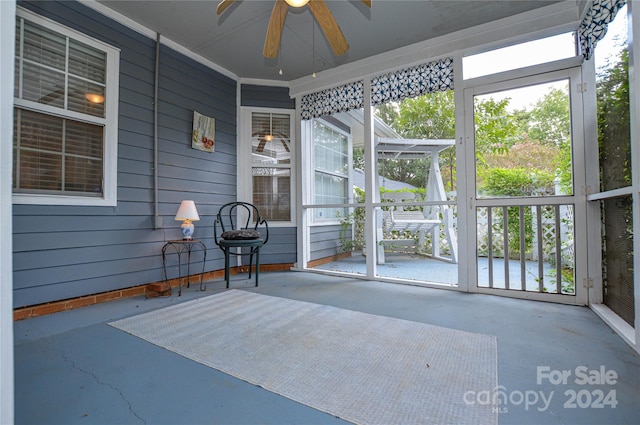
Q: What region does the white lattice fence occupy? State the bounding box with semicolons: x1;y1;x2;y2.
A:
531;205;575;268
477;205;574;267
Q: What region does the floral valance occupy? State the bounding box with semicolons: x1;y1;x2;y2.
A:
371;58;454;105
579;0;626;60
300;57;454;120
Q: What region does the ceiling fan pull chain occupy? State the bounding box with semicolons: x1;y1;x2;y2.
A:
312;14;316;78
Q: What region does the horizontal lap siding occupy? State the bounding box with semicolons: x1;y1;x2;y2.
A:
310;225;341;261
241;84;295;109
13;0;238;307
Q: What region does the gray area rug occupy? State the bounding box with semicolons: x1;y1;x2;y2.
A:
110;290;498;424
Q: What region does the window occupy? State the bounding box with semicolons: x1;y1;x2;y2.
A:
463;32;576;80
313;120;350;221
250;110;293;222
13;9;119;205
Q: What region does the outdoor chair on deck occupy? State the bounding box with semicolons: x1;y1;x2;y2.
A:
214;202;269;288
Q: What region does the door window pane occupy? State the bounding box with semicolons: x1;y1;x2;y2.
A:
475;80;572;198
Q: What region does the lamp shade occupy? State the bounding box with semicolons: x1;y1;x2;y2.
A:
175;200;200;221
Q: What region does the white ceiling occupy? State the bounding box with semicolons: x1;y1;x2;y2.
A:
96;0;567;81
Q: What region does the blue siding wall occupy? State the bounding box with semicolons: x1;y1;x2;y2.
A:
310;225;342;261
12;1;298;308
241;84;295;109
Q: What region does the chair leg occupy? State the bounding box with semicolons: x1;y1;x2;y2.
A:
248;250;254;279
255;247;260;287
224;248;230;289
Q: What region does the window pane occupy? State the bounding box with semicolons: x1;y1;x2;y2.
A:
463;33;575;79
18;109;63;152
251;112;291;165
474;80;573;198
65;155;103;193
18;19;108;117
312;120;350;221
17;150;62;191
66;120;103;158
252;170;291;221
69;39;106;83
314;122;348;176
14;108;104;196
22;61;65;107
23;21;66;71
68;76;105;117
252;112;270;138
271;113;290;139
313;171;348;220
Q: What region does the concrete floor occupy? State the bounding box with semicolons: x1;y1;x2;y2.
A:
316;252;566;291
14;271;640;424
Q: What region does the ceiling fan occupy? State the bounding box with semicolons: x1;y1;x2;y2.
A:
216;0;371;59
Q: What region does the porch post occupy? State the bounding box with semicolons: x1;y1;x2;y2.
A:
628;0;640;354
0;1;16;422
363;79;377;277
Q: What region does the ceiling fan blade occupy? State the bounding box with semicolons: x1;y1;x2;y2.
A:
263;0;289;58
216;0;235;15
256;139;267;152
360;0;372;7
308;0;349;56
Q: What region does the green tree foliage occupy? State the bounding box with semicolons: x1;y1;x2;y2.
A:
597;47;632;318
369;82;570;196
526;88;571;146
520;87;572;193
473;97;521;164
480;168;554;197
372;91;523;190
394;91;455;139
373;92;456;188
598;47;630;190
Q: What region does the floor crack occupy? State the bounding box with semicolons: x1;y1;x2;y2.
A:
47;338;147;424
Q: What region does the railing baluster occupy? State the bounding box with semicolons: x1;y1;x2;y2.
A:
537;206;544;292
503;206;509;290
519;205;526;291
555;204;562;294
487;207;493;288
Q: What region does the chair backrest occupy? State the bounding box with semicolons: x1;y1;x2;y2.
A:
214;202;269;245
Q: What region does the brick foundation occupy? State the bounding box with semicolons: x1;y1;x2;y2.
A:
13;263;293;320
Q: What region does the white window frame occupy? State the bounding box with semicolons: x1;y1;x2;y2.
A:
239;106;296;227
13;7;119;206
310;117;353;225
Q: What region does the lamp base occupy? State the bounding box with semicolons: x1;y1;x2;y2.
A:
181;220;195;240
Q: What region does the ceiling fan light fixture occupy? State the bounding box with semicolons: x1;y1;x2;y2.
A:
285;0;309;8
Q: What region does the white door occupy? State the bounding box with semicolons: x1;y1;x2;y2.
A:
464;68;588;305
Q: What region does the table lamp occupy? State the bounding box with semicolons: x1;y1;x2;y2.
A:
175;200;200;240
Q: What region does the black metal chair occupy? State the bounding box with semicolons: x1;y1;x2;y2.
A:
214;202;269;288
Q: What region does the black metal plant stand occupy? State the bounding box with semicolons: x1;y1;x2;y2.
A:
162;239;207;296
